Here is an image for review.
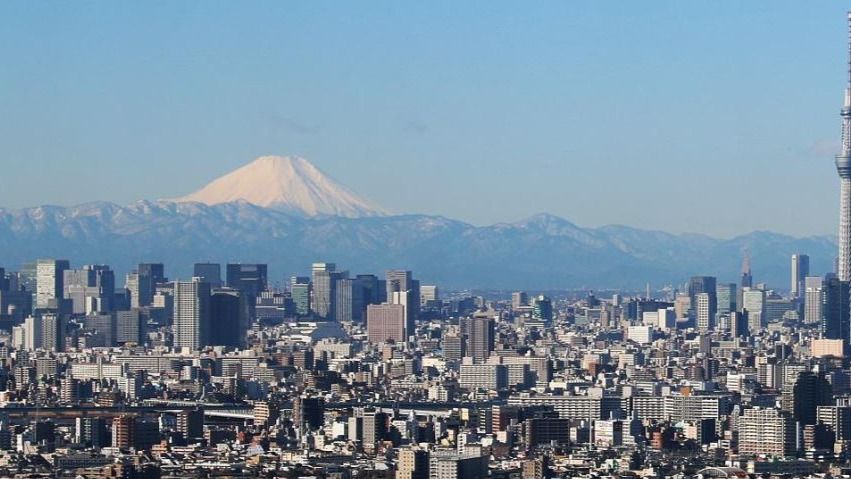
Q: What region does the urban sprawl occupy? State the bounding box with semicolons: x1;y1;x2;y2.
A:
0;255;846;479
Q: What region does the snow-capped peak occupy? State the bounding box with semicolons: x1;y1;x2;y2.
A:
171;155;386;218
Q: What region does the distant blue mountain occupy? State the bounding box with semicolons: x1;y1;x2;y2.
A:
0;201;837;290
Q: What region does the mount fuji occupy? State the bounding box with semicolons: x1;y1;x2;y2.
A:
173;155;385;218
0;155;837;289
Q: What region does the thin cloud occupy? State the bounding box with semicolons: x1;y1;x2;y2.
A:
399;116;430;135
261;112;320;135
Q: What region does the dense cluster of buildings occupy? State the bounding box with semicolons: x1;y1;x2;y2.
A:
2;9;851;479
0;252;849;478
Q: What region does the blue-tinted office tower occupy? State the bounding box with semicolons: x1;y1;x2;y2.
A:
194;263;222;288
210;288;248;348
688;276;717;320
226;264;268;319
822;277;850;344
290;276;311;317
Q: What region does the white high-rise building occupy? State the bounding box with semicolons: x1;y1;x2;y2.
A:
36;259;70;309
804;276;824;325
11;325;25;350
40;314;63;351
742;288;765;316
696;293;712;331
311;262;337;320
743;288;766;331
173;278;211;351
420;285;438;306
391;289;417;340
23;316;42;351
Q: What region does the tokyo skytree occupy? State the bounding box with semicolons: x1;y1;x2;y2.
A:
837;12;851;281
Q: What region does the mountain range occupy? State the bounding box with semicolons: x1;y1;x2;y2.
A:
0;156;837;290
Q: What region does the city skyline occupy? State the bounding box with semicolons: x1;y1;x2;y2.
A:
2;2;850;237
4;6;851;477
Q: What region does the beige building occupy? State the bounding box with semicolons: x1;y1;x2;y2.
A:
811;338;844;358
737;407;795;457
397;447;429;479
367;303;406;343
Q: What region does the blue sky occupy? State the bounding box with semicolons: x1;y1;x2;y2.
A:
0;1;847;237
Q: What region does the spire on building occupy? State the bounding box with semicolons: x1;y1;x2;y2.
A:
741;249;753;289
836;11;851;281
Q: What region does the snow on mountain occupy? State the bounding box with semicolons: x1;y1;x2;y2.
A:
0;202;836;289
172;155;386;218
0;156;837;288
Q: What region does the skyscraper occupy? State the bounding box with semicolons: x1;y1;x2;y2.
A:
138;263;166;285
511;291;529;310
40;314;65;352
126;263;165;309
740;253;753;289
804;276;825;325
420;285;439;307
63;265;115;314
35;259;70;309
838;12;851;282
532;295;553;321
688;276;716;325
173;279;211;350
210;288;248;348
24;316;43;351
742;288;766;331
290;276;311;317
116;309;144;345
84;313;116;347
791;253;810;298
465;317;495;361
392;289;415;336
0;288;32;323
822;276;850;342
125;272;149;309
334;278;365;323
387;270;420;327
386;270;413;303
139;263;166;308
22;314;65;351
730;311;749;338
366;303;406;343
356;274;381;306
194;263;222;288
716;283;736;315
312;262;344;320
696;293;713;331
226;263;267;319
